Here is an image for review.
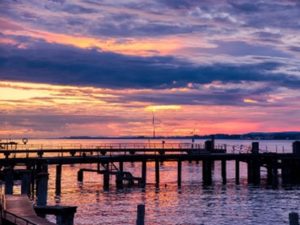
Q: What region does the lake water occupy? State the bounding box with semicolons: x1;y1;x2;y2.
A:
10;139;300;225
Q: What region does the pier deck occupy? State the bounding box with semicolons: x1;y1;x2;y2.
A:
2;195;55;225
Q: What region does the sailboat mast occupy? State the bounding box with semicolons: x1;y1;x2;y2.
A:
152;111;156;138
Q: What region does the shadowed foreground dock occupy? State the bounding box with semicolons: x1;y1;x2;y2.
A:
1;195;55;225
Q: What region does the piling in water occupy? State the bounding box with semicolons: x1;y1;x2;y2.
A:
221;160;226;185
141;161;147;188
289;212;299;225
56;164;62;196
136;204;145;225
177;160;182;187
155;160;159;188
235;160;240;185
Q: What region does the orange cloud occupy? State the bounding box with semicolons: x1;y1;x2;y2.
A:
1;17;180;56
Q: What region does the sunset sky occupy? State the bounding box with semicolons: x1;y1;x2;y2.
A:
0;0;300;138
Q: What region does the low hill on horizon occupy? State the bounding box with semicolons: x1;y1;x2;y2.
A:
61;131;300;140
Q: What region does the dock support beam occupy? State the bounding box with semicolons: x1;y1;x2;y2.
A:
248;142;261;185
119;161;124;172
56;164;62;196
57;213;75;225
155;160;160;188
77;169;83;182
266;158;278;187
235;160;240;185
35;206;77;225
141;161;147;188
21;171;31;195
36;165;49;206
4;167;14;195
247;159;261;185
103;170;110;191
116;172;123;189
282;159;292;185
202;159;212;185
177;160;182;188
221;160;226;185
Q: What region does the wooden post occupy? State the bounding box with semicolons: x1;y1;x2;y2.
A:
267;162;273;185
36;165;49;206
177;160;182;188
253;158;261;185
21;171;31;196
77;170;83;182
103;171;110;191
247;159;253;184
289;212;299;225
4;167;14;195
155;160;160;188
293;141;300;155
57;213;75;225
272;159;278;187
116;172;123;189
251;142;259;154
282;159;291;185
202;159;212;185
119;161;124;172
221;160;226;185
141;161;147;188
205;141;213;152
248;157;261;185
30;165;36;198
56;164;62;196
235;160;240;185
136;204;145;225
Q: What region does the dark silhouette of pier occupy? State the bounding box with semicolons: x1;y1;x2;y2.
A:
0;140;300;224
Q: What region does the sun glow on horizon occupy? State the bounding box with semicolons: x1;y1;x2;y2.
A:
145;105;182;112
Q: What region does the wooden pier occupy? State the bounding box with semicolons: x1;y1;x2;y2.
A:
0;140;300;224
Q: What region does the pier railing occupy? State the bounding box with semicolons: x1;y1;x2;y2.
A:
0;141;293;159
1;142;209;151
0;142;230;159
0;189;38;225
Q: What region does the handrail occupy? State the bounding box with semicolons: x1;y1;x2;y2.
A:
0;193;38;225
2;210;37;225
2;142;208;151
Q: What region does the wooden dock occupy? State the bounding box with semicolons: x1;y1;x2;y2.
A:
1;195;55;225
0;140;299;224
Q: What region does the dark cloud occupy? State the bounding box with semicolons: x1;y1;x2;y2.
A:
155;0;200;9
229;2;260;13
200;41;291;58
62;4;98;14
2;0;300;38
118;86;276;107
0;114;136;132
90;19;199;37
289;46;300;52
0;40;299;90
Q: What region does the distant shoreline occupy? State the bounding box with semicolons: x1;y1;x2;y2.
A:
60;131;300;140
2;131;299;141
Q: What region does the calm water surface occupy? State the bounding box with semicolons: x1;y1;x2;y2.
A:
12;139;300;224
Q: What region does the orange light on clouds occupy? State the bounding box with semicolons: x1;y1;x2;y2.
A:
1;18;180;56
145;105;182;112
0;17;217;57
0;81;299;138
243;98;258;104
